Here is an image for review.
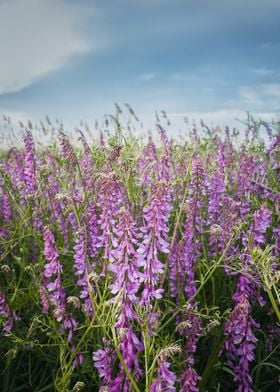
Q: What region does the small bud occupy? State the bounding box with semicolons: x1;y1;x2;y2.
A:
73;381;85;392
88;272;100;284
67;296;81;309
1;265;11;273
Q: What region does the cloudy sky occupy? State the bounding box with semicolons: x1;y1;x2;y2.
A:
0;0;280;132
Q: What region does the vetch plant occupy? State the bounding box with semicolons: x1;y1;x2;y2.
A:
0;113;279;391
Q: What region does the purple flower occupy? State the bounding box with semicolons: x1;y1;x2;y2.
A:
138;181;171;305
182;207;198;300
93;339;115;387
177;305;202;361
39;285;49;314
58;131;77;166
236;150;256;218
151;358;177;392
250;204;272;246
176;303;202;391
43;228;62;279
96;172;124;274
225;290;259;392
169;242;185;298
0;291;19;336
179;155;206;300
23;131;36;195
0;191;12;221
180;366;201;392
137;136;158;186
107;207;143;389
87;205;99;258
73;227;93;315
42;227;77;347
78;130;95;188
173;156;206;390
109;207;142;302
208;169;226;256
110;329;143;392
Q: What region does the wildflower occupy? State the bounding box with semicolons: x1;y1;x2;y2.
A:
225;290;259;392
73;227;93;315
96;172;124;274
108;207;143;389
151;358;177;392
180;366;201;392
138;181;171;305
236;149;256;218
109;207;142;302
93;339;115;387
0;291;18;335
0;192;12;221
23;131;36;195
87;205;99;258
58;131;77;166
42;227;77;346
151;345;181;392
208;170;225;255
137;136;158;186
250;204;272;246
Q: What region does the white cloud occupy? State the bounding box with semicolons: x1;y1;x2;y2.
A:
0;0;91;95
238;86;264;106
260;42;274;50
252;68;274;76
261;83;280;97
237;84;280;111
140;73;156;81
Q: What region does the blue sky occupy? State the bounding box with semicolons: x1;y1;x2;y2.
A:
0;0;280;133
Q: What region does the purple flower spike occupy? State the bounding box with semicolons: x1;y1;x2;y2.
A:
225;291;259;392
0;291;19;336
107;207;143;390
96;172;124;274
137;136;158;186
58;131;77;166
73;227;93;315
42;227;78;354
23;131;36;195
250;204;272;246
180;366;201;392
138;181;171;305
151;357;177;392
43;227;62;279
93;339;115;387
109;207;142;303
0;191;13;222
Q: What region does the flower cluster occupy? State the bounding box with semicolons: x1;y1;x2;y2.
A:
138;181;171;305
73;226;93;315
94;207;143;390
23;130;36;195
225;288;259;392
0;291;19;335
42;227;79;356
0;120;279;391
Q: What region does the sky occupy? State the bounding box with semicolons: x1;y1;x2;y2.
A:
0;0;280;134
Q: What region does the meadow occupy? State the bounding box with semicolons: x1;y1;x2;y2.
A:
0;112;279;391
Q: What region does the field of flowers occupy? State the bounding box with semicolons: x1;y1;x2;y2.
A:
0;114;279;392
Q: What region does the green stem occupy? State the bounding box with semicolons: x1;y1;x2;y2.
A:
199;337;225;390
111;328;141;392
267;289;280;322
